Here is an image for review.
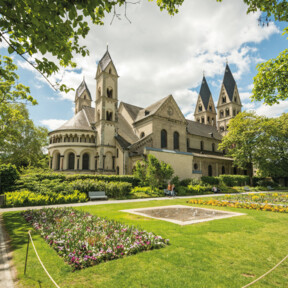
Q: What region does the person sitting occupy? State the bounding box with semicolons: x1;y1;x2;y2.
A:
164;182;172;196
171;184;176;197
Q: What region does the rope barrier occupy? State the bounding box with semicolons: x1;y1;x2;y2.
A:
27;231;61;288
242;254;288;288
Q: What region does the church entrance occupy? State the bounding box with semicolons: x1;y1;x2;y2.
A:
68;153;75;170
208;165;213;176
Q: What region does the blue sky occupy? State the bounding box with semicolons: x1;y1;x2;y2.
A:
1;0;287;130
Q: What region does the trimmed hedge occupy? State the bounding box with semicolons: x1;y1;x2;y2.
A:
20;173;140;187
0;164;20;193
201;176;219;185
201;175;249;187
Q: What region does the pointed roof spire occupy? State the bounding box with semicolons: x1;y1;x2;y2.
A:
199;76;212;110
222;63;236;101
75;78;91;101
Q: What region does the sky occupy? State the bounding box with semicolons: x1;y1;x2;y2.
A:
1;0;287;131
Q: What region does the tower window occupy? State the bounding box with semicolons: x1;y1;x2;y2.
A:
198;105;202;112
201;117;205;123
220;110;224;118
233;109;236;116
109;68;112;74
140;132;145;138
200;141;204;151
207;116;210;123
226;108;230;116
107;88;113;98
84;95;86;100
194;163;198;170
209;105;212;111
222;166;225;174
220;126;225;132
222;96;226;103
106;111;113;121
161;129;167;148
197;118;200;123
234;96;237;102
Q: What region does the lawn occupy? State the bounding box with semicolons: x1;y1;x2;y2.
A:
2;197;288;288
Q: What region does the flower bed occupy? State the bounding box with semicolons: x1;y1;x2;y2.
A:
187;198;288;213
22;208;169;270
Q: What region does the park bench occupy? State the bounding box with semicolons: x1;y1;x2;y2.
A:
88;191;108;201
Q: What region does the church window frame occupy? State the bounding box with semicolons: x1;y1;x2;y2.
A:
106;111;113;121
173;131;180;150
222;166;225;174
68;152;75;170
226;108;230;117
222;96;226;103
140;132;145;138
212;143;215;152
220;110;224;118
208;165;213;176
194;163;198;170
161;129;167;149
107;87;113;98
201;117;205;123
200;140;204;151
209;105;212;112
198;104;202;112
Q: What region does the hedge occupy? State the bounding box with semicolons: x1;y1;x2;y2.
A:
0;164;20;193
20;173;140;186
201;176;219;185
201;175;250;187
4;190;87;207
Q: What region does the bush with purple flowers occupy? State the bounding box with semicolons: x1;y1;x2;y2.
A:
22;208;169;270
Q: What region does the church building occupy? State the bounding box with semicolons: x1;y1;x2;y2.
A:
48;49;245;179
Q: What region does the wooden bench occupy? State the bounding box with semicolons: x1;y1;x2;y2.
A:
88;191;108;201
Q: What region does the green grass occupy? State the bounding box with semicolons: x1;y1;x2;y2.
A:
2;198;288;288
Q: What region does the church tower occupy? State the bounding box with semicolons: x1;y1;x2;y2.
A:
74;79;92;114
194;76;217;126
217;63;242;135
95;48;119;172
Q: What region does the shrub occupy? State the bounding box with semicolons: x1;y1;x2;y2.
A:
4;190;87;207
187;184;212;195
201;176;219;185
179;178;191;187
218;175;249;187
105;182;132;199
130;186;163;198
0;164;20;193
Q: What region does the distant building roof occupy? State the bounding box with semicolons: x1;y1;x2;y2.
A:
199;76;212;110
99;50;112;71
186;119;222;140
223;63;236;101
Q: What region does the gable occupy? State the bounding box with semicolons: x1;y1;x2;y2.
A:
217;84;231;107
155;95;186;123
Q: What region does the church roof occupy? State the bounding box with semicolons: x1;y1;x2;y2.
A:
223;63;236;101
115;134;131;149
54;109;93;132
75;79;91;101
134;95;171;122
118;113;139;143
121;102;143;121
199;76;212;110
99;50;112;71
186;120;222;140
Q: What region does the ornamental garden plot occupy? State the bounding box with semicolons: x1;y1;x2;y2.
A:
188;192;288;213
22;208;169;270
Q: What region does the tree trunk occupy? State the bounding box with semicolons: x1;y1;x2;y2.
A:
248;162;253;186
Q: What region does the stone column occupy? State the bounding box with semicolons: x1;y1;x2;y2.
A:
60;155;64;171
77;155;80;170
216;163;219;176
49;156;52;169
112;156;115;170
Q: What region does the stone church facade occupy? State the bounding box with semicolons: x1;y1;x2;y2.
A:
48;50;246;179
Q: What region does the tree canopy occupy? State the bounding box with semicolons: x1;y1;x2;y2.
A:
218;112;288;183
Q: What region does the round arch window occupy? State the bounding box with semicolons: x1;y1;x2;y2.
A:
194;163;198;170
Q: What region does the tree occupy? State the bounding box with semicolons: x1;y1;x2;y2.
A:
217;0;288;105
133;154;174;189
218;112;288;185
0;0;184;92
0;103;48;167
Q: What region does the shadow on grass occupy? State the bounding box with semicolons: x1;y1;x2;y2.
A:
2;211;32;251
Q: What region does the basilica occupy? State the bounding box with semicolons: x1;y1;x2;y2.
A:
48;49;245;179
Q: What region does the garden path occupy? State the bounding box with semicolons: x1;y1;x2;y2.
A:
0;215;14;288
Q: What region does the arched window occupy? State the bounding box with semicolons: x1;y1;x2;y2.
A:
222;96;226;103
197;118;200;123
140;132;145;138
116;166;119;175
161;129;167;148
107;88;113;98
208;165;213;176
109;68;112;74
198;105;202;112
222;166;225;174
207;116;210;123
68;153;75;170
212;143;215;152
82;153;89;170
233;109;236;116
84;95;86;100
194;163;198;170
226;108;230;116
201;117;205;123
200;141;204;151
209;105;212;111
173;131;179;150
233;167;237;175
220;110;224;118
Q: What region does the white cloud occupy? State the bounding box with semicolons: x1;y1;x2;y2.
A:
14;0;279;114
254;100;288;117
239;92;251;101
40;119;67;130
